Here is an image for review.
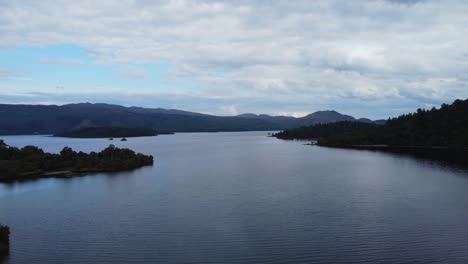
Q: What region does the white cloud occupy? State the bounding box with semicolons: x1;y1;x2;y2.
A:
274;111;309;118
219;105;238;115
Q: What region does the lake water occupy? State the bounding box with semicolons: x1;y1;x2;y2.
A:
1;132;468;264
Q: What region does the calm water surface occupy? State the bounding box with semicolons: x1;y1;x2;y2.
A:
1;132;468;264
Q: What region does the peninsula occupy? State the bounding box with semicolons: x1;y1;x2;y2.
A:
273;99;468;167
273;99;468;148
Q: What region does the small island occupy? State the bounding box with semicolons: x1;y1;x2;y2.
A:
0;140;154;182
54;127;172;138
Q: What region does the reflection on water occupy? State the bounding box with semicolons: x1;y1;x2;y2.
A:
0;254;8;264
1;132;468;264
341;146;468;173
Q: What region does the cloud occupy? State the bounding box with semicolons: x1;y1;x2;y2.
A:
274;111;309;118
0;68;17;79
116;67;146;79
219;105;238;115
37;58;83;64
0;0;467;116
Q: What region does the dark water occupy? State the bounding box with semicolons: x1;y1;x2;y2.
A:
1;132;468;264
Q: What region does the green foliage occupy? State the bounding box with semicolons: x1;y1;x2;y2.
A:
274;99;468;148
0;143;153;182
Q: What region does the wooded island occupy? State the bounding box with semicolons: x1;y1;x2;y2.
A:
0;140;153;182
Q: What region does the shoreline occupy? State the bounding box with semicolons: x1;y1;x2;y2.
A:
0;165;153;183
274;136;468;169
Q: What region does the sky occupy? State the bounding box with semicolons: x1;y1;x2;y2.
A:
1;0;468;119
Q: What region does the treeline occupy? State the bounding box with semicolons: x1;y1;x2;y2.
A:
54;127;162;138
274;122;378;146
274;99;468;148
0;140;153;182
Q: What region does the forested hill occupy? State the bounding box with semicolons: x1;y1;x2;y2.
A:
0;103;377;135
274;99;468;148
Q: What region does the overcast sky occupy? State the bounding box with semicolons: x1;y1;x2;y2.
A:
1;0;467;119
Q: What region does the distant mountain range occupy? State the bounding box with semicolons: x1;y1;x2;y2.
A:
0;103;384;135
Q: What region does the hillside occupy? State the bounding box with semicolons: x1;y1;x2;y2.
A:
273;99;468;148
0;103;378;135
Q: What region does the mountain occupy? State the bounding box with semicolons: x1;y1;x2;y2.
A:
357;118;374;124
273;99;468;148
373;119;387;125
302;111;355;123
0;103;378;135
236;113;260;118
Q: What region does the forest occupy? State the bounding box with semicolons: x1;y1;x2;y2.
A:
0;140;153;182
274;99;468;148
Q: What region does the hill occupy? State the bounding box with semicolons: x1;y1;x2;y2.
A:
0;103;379;135
273;99;468;148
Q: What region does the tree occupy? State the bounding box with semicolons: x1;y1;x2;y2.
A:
0;224;9;254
